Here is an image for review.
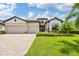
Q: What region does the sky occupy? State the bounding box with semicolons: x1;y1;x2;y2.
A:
0;3;74;20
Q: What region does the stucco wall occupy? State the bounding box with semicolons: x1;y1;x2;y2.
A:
5;17;27;34
38;20;47;25
5;17;40;33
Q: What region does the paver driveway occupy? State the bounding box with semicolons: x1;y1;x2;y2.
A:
0;34;36;56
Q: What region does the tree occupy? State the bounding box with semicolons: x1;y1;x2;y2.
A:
65;3;79;20
58;20;75;34
58;3;79;33
75;13;79;29
65;3;79;30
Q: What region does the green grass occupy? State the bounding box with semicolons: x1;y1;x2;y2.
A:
26;34;79;56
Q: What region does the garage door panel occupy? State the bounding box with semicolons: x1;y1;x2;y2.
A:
6;24;26;27
6;25;26;34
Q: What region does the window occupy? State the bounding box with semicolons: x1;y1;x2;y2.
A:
52;24;58;30
15;19;16;22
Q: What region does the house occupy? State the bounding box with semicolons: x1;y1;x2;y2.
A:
3;16;39;34
2;16;63;34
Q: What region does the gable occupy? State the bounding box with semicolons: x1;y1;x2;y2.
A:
50;19;61;25
45;17;63;24
4;16;26;24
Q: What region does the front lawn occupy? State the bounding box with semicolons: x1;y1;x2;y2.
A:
26;34;79;56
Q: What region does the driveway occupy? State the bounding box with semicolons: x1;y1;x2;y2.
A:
0;34;36;56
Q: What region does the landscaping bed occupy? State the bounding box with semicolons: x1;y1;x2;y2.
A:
37;32;74;36
37;34;74;36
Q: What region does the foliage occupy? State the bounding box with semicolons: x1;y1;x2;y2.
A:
65;12;77;21
65;3;78;20
0;30;6;34
58;20;75;34
65;3;79;30
37;32;74;36
73;3;79;8
75;13;79;29
70;31;79;34
37;32;48;35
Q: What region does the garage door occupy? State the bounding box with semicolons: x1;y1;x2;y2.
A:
6;25;26;34
28;24;39;33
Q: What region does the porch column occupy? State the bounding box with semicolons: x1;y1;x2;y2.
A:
49;23;52;31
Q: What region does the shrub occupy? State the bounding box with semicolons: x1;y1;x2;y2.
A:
59;30;69;34
58;21;75;34
59;30;79;34
37;34;74;36
0;30;6;34
70;31;79;34
37;32;74;36
37;32;48;35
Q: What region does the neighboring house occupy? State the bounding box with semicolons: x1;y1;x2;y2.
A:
1;16;63;34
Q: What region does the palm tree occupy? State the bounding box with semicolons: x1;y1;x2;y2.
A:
58;3;78;34
65;3;79;30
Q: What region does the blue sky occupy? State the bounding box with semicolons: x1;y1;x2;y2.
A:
0;3;74;20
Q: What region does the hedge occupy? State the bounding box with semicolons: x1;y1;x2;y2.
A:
37;34;74;36
0;30;6;34
59;31;79;34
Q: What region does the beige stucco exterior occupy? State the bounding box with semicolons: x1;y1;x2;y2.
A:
5;17;27;34
5;17;39;34
4;16;63;33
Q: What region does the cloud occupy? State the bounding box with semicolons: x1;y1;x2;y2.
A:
36;11;57;19
28;3;47;8
35;10;67;20
0;4;6;9
28;3;74;8
28;3;74;20
55;3;74;12
36;11;50;19
0;3;16;19
28;12;34;18
28;3;74;12
29;4;74;20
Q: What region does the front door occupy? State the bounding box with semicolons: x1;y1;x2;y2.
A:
39;25;45;32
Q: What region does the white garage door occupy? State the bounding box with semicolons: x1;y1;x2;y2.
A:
28;24;39;33
6;25;26;34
